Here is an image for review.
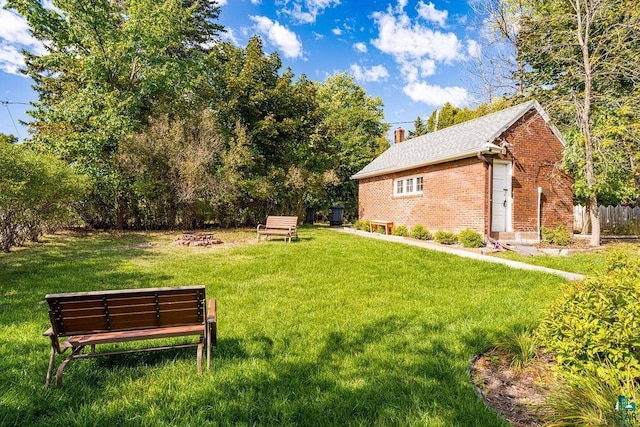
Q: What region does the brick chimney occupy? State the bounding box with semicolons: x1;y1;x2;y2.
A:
394;127;405;144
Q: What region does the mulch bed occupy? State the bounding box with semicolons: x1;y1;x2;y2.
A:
470;348;555;426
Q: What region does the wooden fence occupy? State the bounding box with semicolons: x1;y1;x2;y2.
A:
574;205;640;234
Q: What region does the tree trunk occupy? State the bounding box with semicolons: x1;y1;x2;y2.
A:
575;0;600;246
581;199;591;234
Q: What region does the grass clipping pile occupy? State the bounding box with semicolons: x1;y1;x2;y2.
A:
471;348;554;427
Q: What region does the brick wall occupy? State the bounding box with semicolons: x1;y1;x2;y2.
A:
358;157;488;234
356;108;574;235
502;110;574;232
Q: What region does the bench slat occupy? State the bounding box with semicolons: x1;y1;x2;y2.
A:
68;324;205;346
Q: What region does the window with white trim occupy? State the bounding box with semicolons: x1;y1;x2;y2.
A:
394;175;424;196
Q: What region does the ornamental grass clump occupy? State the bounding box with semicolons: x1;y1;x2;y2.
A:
354;219;370;232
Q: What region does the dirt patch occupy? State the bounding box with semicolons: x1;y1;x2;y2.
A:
470;348;555;426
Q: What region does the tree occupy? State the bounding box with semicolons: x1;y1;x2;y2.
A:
468;0;525;101
426;98;515;132
315;73;389;218
6;0;222;228
518;0;640;245
0;138;85;251
408;116;429;138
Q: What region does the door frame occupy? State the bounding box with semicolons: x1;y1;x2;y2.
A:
491;160;513;233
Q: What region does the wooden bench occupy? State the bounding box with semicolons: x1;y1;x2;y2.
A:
256;216;299;242
44;286;217;387
369;219;394;235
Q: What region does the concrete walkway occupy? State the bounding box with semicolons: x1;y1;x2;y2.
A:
335;228;585;281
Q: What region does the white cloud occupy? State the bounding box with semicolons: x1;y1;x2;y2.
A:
215;0;228;5
416;1;448;27
371;6;461;62
353;42;367;53
466;39;481;58
403;82;469;106
0;4;46;76
370;1;470;107
250;0;261;4
220;28;239;45
399;58;436;83
350;64;389;83
278;0;340;24
250;16;303;59
332;28;342;35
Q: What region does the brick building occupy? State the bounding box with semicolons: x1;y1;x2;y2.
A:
351;100;574;242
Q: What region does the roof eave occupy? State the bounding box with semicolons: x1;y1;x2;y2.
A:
351;144;501;180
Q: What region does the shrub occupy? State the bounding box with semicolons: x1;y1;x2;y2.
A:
410;224;431;240
434;230;457;245
536;249;640;378
353;219;370;232
458;228;484;248
393;225;409;237
541;224;572;246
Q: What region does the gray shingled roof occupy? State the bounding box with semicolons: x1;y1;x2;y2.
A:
352;100;561;180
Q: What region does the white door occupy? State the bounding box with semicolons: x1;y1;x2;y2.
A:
491;161;512;232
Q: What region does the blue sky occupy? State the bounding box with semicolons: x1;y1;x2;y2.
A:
0;0;488;141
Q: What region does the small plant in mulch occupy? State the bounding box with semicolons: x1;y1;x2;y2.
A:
410;224;432;240
434;230;457;244
393;225;409;237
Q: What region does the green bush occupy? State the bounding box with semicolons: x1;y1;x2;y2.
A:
410;224;432;240
537;249;640;378
353;219;370;232
541;224;572;246
458;228;484;248
393;225;409;237
434;230;457;245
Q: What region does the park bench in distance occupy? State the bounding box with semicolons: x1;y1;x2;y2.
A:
256;215;299;242
44;286;217;387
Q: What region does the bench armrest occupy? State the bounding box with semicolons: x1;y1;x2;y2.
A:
207;299;217;324
256;224;265;231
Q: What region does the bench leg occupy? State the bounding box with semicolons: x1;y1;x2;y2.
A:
55;346;84;387
45;347;56;388
196;342;203;375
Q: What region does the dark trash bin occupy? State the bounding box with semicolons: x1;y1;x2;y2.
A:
304;207;315;224
329;206;344;226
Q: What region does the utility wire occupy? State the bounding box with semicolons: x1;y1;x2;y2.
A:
1;100;27;140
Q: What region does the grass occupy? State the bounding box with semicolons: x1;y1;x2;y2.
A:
488;246;626;275
0;227;569;426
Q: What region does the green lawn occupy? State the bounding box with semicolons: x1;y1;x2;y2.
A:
489;244;636;275
0;227;568;426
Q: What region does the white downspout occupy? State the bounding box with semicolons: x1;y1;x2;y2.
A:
537;186;543;242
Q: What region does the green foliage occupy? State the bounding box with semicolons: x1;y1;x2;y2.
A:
458;229;484;248
410;224;432;240
426;98;515;132
434;230;457;245
393;225;409;237
407;116;428;138
537;248;640;378
541;225;572;246
544;365;634;427
315;73;390;218
0;140;85;251
354;219;370;232
495;330;539;372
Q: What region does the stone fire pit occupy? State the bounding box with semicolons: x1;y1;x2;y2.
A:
173;232;223;247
